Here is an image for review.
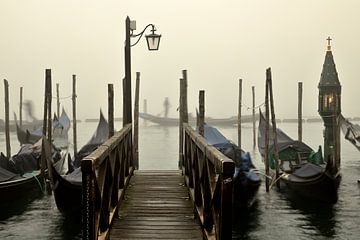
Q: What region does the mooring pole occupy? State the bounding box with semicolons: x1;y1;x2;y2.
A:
45;69;53;193
182;70;188;124
198;90;205;137
298;82;303;142
72;75;78;160
40;70;49;188
133;72;140;169
238;79;242;149
19;87;23;128
108;84;114;138
56;83;60;118
264;72;270;192
4;79;11;158
252;86;256;149
268;68;280;189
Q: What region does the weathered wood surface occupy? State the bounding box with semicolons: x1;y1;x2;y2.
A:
110;170;203;240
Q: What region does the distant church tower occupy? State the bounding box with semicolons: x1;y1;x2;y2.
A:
318;37;341;172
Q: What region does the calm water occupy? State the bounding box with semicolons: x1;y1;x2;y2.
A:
0;121;360;239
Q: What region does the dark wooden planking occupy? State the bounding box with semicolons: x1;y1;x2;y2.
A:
110;170;203;240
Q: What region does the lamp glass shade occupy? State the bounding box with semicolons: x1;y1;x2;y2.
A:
145;33;161;51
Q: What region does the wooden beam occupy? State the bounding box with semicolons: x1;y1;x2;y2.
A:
4;79;11;158
133;72;140;169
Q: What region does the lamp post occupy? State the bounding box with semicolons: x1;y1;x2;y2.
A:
123;16;161;126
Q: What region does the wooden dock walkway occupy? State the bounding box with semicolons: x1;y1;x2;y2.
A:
110;170;203;239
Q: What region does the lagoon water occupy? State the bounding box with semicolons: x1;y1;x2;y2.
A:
0;120;360;239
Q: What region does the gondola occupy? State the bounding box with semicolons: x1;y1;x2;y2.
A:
16;108;70;148
203;124;261;208
140;112;258;127
339;114;360;151
52;111;109;213
0;139;63;207
258;111;340;203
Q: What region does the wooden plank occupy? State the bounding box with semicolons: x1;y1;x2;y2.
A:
110;170;203;240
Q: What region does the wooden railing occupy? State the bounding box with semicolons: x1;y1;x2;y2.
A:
81;123;134;240
181;123;234;240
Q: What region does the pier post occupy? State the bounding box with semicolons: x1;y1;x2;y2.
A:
123;16;132;126
133;72;140;169
264;72;270;192
4;79;11;158
198;90;205;137
298;82;303;142
56;83;60;118
252;86;256;149
72;75;78;160
108;84;114;138
268;68;280;189
179;70;188;169
46;69;53;193
238;79;242;149
19;87;23;128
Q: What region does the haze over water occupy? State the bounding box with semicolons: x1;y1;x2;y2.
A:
1;121;360;239
1;1;360;121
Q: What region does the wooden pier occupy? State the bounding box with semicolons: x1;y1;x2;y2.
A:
110;170;203;239
81;71;234;240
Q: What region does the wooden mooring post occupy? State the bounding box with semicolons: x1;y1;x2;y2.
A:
267;68;280;189
56;83;60;118
264;72;270;192
19;87;23;128
298;82;303;142
179;70;188;169
252;86;256;149
108;84;114;138
4;79;11;158
72;75;78;160
238;79;242;149
133;72;140;169
198;90;205;136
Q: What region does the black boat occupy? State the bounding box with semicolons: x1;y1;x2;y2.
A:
339;114;360;151
140;112;258;127
0;139;63;209
203;124;261;208
52;111;109;213
258;111;340;203
16;108;71;148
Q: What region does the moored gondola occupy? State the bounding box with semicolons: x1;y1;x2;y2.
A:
258;111;340;203
52;111;109;213
203;124;261;208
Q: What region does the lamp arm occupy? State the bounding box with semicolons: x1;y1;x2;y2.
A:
130;24;155;47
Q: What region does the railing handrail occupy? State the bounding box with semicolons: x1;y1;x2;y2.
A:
82;123;134;240
181;123;234;240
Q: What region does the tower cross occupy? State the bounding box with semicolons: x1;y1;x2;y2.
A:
327;36;332;51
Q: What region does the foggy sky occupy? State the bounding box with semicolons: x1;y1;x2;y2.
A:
1;0;360;120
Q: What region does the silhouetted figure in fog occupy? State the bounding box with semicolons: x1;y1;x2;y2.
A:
163;97;170;118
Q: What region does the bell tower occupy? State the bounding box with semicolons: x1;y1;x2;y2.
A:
318;37;341;172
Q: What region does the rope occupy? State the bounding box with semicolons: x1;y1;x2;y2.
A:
52;95;72;100
28;172;46;194
242;101;265;111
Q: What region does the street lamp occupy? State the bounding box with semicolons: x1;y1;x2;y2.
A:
123;16;161;126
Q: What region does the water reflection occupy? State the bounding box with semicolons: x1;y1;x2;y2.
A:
50;212;81;239
0;192;42;221
289;198;337;239
232;201;261;240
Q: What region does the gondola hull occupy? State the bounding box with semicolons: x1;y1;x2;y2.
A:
280;170;341;203
52;167;82;214
0;171;43;203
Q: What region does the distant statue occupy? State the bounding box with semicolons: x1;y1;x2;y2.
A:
163;97;171;118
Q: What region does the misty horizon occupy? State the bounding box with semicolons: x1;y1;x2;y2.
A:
1;1;360;120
